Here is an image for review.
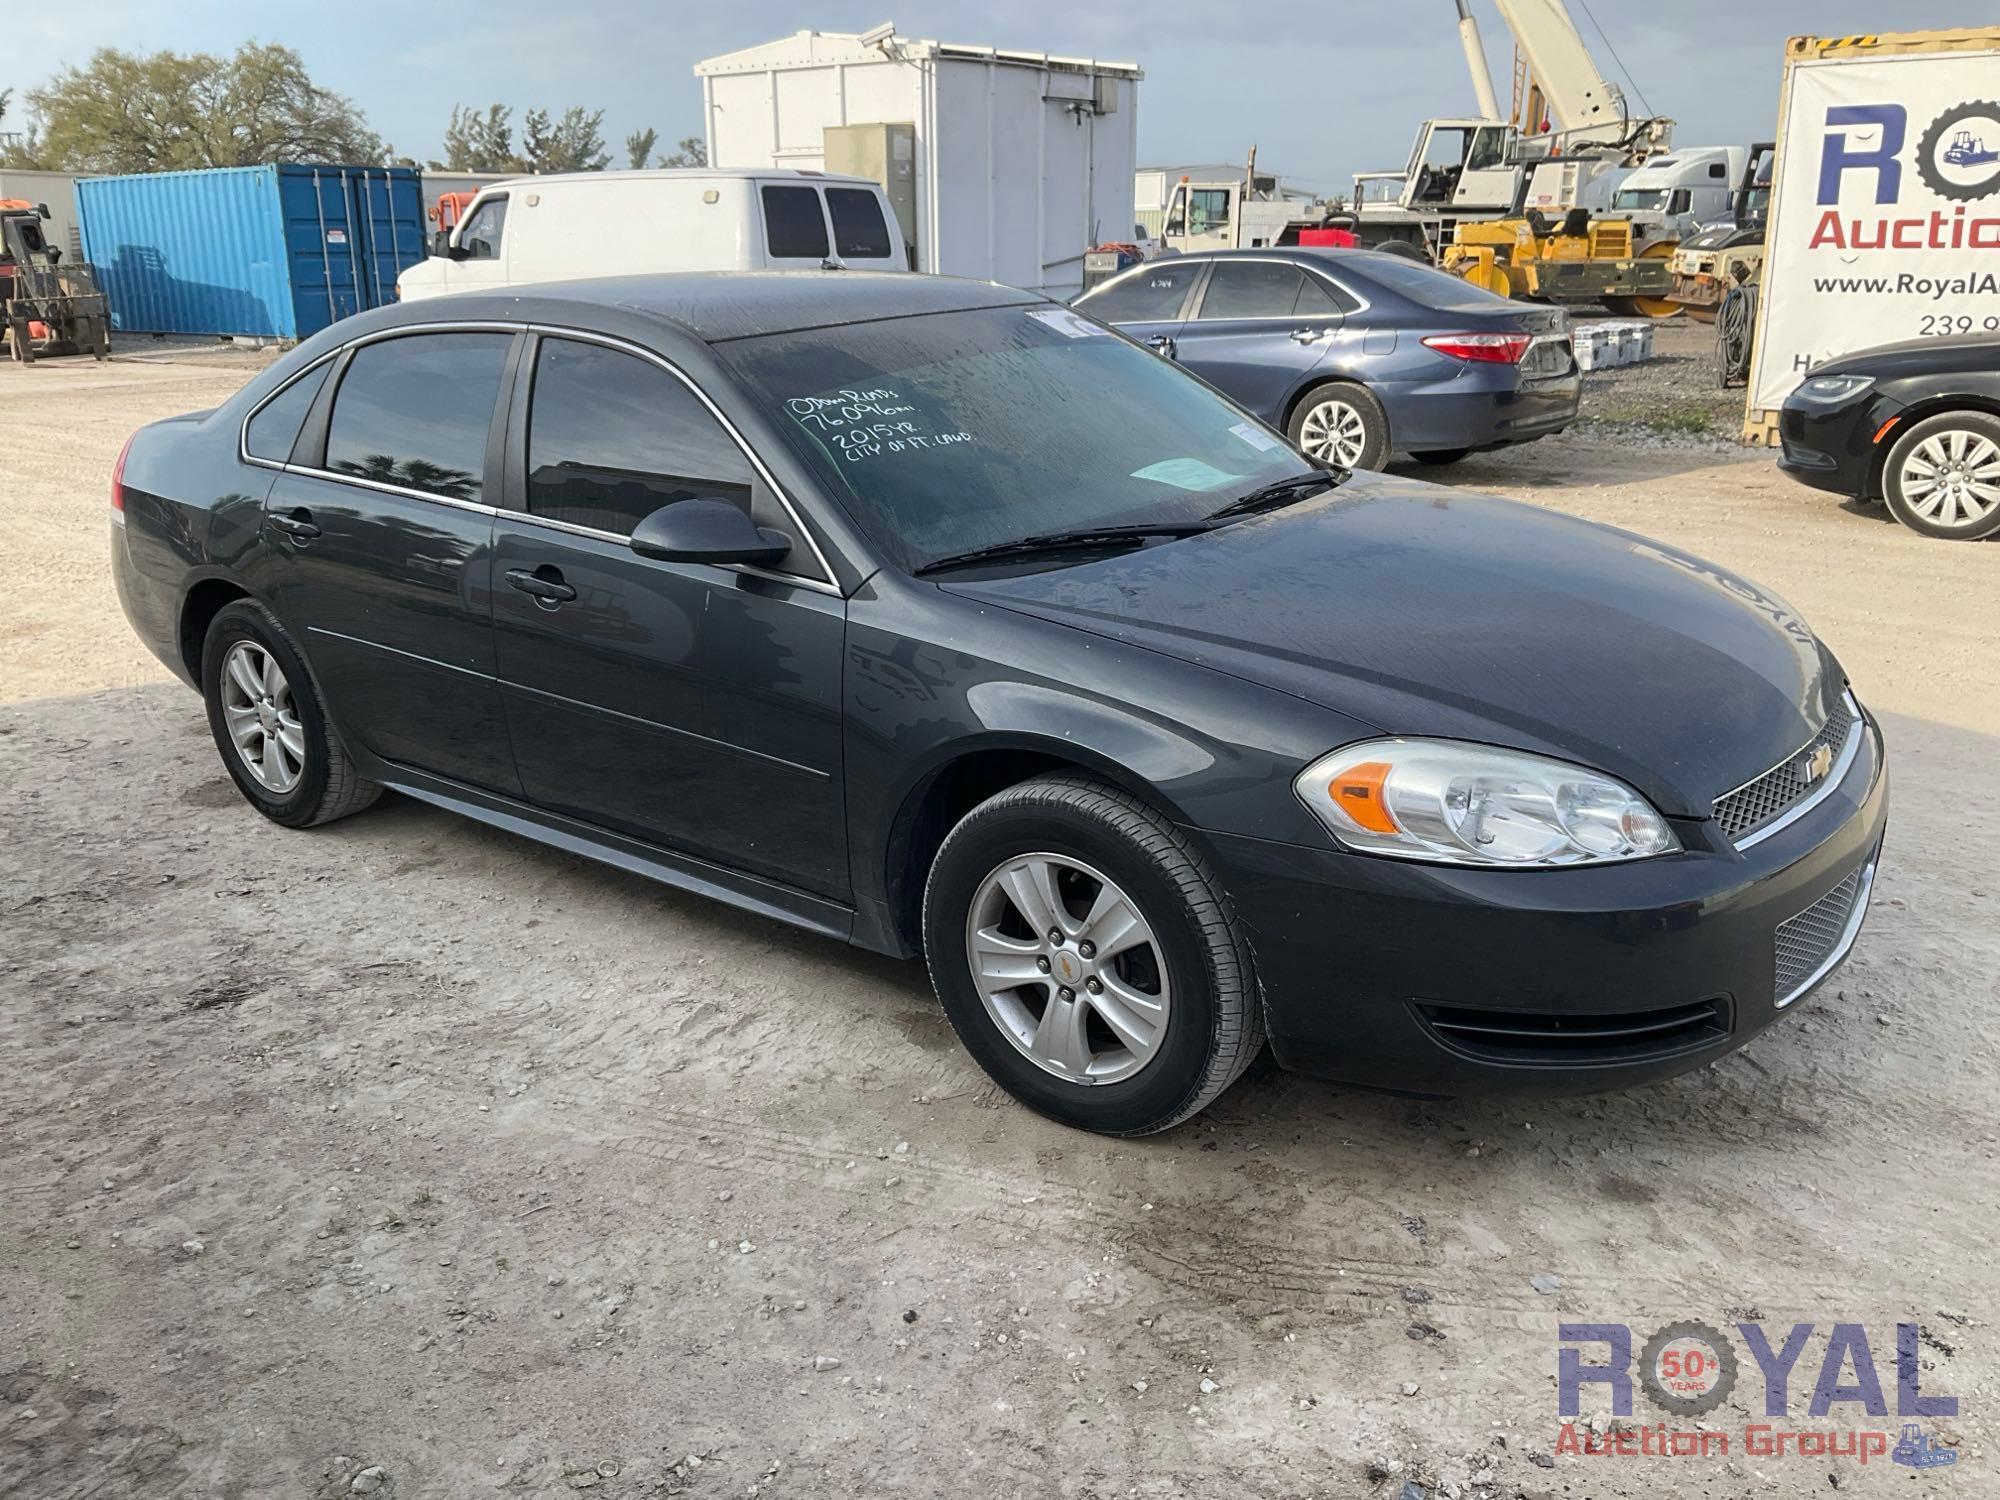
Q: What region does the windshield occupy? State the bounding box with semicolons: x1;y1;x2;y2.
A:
1612;187;1669;211
717;305;1312;573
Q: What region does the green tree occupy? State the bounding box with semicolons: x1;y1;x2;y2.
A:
522;107;609;174
624;127;658;171
440;104;523;173
657;134;708;169
26;44;381;172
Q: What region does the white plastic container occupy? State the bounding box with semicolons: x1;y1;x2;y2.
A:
696;28;1141;298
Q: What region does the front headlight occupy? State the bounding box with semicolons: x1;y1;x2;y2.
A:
1795;373;1874;401
1292;739;1680;867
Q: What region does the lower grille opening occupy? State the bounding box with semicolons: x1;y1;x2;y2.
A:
1415;997;1731;1067
1775;865;1866;1004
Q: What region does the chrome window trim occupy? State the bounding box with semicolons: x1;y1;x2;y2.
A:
1728;691;1867;852
237;318;843;597
1151;255;1373;322
1775;857;1877;1009
237;349;340;468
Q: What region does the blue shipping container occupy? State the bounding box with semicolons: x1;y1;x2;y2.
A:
77;164;425;339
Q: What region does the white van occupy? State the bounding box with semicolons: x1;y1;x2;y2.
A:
396;168;908;302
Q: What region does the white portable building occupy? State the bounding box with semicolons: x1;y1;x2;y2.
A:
695;27;1141;298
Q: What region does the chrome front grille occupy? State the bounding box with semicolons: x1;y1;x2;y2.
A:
1714;694;1860;846
1773;864;1868;1006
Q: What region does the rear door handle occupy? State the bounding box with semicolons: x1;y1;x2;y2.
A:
1146;334;1176;358
267;509;320;542
505;567;577;604
1289;327;1324;344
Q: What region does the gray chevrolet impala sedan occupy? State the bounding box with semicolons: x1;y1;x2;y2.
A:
111;272;1886;1134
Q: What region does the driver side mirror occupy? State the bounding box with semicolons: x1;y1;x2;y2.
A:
629;498;791;567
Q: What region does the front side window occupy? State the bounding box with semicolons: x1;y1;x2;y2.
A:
1075;261;1202;324
1187;188;1231;235
458;196;507;259
324;332;511;501
827;188;893;258
762;185;830;260
524;338;755;538
1198;262;1305;320
718;305;1313;574
246;361;331;463
1466;127;1510;172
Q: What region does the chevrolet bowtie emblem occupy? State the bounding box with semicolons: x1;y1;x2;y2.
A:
1798;743;1835;785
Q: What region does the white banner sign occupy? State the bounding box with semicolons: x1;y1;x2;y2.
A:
1750;50;2000;412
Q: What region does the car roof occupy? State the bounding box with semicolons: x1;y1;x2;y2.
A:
367;271;1049;344
1160;246;1441;276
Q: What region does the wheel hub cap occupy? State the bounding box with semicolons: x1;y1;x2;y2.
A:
220;640;306;794
964;853;1172;1086
1902;429;2000;528
1299;399;1367;467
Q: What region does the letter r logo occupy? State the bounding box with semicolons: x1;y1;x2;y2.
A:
1819;105;1906;205
1559;1324;1633;1416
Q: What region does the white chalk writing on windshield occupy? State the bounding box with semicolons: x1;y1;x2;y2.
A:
786;387;974;463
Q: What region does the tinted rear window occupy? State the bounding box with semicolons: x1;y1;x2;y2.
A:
1198;262;1306;319
246;361;331;463
1347;253;1519;312
827;187;893;258
762;185;830;259
324;333;511;501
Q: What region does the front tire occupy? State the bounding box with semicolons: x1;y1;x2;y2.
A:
201;600;381;827
1881;411;2000;540
921;775;1264;1135
1288;381;1389;470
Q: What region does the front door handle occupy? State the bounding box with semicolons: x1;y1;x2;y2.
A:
1146;334;1176;358
505;567;577;605
267;509;320;542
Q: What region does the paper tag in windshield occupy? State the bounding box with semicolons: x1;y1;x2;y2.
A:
1229;421;1284;453
1131;458;1237;492
1026;308;1108;340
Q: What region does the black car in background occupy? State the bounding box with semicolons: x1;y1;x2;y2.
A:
111;273;1885;1135
1778;332;2000;540
1073;247;1580;470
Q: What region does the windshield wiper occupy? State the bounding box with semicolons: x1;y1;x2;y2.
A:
914;522;1208;577
1203;471;1341;524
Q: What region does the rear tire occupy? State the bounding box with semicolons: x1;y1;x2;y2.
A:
1411;448;1470;466
1881;411;2000;540
1287;381;1389;471
201;600;381;828
921;775;1263;1135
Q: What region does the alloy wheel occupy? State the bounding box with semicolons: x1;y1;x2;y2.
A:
964;853;1172;1086
1298;398;1369;467
1898;428;2000;531
220;640;306;793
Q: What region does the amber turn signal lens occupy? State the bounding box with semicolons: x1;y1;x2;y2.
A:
1328;760;1398;834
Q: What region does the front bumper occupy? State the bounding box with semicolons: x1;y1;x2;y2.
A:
1209;709;1888;1097
1776;392;1902;499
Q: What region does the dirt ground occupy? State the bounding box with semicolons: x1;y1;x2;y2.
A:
3;343;1996;1500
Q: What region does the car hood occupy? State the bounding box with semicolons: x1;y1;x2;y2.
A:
940;474;1839;816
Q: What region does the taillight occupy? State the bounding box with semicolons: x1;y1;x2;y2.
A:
110;432;135;523
1422;333;1533;364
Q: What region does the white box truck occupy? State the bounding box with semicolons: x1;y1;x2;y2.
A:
695;26;1141;298
1745;26;2000;441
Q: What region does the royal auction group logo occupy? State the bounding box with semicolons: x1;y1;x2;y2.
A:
1557;1320;1962;1470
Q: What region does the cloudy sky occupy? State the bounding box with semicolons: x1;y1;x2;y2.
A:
10;1;2000;190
